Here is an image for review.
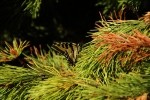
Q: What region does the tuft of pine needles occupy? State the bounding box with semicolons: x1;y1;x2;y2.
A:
140;11;150;27
92;30;150;70
0;38;29;62
22;0;42;18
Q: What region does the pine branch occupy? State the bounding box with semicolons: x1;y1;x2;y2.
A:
92;30;150;69
25;46;71;77
0;65;41;100
72;72;150;100
0;65;40;86
76;14;150;85
27;74;101;99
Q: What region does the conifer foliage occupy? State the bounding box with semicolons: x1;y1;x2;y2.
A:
0;9;150;100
